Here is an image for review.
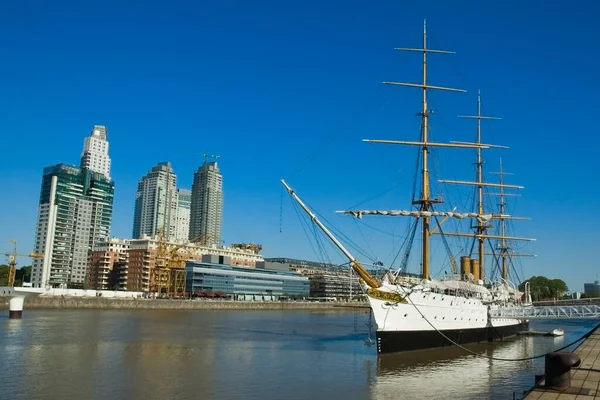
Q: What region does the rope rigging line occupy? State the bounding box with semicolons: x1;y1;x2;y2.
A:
290;198;324;264
431;212;457;277
291;197;339;269
311;219;335;268
283;187;377;265
485;239;502;281
402;293;599;362
351;219;398;237
410;146;421;205
279;185;284;233
391;218;418;273
284;98;389;180
344;182;405;211
351;218;376;261
311;206;376;263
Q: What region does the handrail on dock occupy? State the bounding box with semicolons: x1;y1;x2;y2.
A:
491;304;600;320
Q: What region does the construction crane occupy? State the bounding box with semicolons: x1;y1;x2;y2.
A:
231;243;262;253
168;246;189;297
150;230;230;297
190;233;219;247
150;227;171;296
150;228;190;298
4;240;44;287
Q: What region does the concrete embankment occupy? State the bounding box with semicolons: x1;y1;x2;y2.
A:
0;296;368;311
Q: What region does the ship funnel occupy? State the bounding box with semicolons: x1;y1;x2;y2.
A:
460;256;471;279
470;259;480;282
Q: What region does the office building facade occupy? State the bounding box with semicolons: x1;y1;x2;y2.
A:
175;188;191;242
189;159;223;246
88;238;130;290
133;162;178;241
80;125;111;179
185;255;309;299
31;164;114;288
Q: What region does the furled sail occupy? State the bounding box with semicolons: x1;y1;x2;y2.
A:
337;210;499;223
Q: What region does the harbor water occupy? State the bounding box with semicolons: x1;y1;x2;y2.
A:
1;309;596;400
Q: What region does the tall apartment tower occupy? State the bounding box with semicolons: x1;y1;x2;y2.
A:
31;164;114;288
175;189;191;242
132;162;178;241
189;158;223;246
80;125;111;179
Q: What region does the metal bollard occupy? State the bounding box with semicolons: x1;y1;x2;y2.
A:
544;352;581;390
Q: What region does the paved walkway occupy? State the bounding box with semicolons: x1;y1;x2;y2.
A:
525;327;600;399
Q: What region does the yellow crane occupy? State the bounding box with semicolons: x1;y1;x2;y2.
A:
150;228;171;296
150;231;226;297
150;228;191;297
4;240;44;287
231;243;262;253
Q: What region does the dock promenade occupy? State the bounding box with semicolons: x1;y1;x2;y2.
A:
524;324;600;399
0;295;369;311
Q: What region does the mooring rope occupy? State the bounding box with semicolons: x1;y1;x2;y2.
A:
403;293;600;362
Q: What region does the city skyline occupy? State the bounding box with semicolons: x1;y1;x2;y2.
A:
28;125;236;289
1;1;598;292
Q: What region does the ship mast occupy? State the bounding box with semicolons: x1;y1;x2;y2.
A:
363;21;470;280
489;160;536;280
338;23;531;281
418;20;434;281
456;92;500;278
498;159;509;279
437;94;538;281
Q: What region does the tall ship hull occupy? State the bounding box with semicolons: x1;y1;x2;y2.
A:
366;287;528;354
280;21;536;355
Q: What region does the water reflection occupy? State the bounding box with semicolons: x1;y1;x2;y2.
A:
0;310;597;400
370;320;597;400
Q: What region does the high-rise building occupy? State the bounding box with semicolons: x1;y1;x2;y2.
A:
31;164;114;288
189;158;223;246
132;162;178;241
80;125;111;179
88;238;130;290
175;189;191;242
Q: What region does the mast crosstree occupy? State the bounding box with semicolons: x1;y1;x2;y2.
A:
488;160;536;280
348;20;473;280
440;91;502;279
436;93;535;280
339;21;535;282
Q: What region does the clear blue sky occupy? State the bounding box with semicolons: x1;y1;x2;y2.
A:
0;0;597;291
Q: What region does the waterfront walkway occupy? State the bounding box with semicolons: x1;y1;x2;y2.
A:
525;326;600;399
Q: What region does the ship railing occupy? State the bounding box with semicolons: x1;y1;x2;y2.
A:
490;304;600;319
441;274;462;281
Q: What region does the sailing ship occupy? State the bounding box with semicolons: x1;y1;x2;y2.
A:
281;21;536;354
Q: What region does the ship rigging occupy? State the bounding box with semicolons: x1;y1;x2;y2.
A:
281;21;536;354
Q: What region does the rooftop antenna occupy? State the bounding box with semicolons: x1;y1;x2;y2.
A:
203;154;221;163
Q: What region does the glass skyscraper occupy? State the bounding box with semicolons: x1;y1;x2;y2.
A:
31;164;114;288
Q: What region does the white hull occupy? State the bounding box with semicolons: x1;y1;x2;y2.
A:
368;285;526;332
365;281;529;353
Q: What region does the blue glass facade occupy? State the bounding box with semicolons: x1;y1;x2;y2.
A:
185;261;309;297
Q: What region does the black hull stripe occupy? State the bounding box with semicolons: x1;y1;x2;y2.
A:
376;322;529;354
